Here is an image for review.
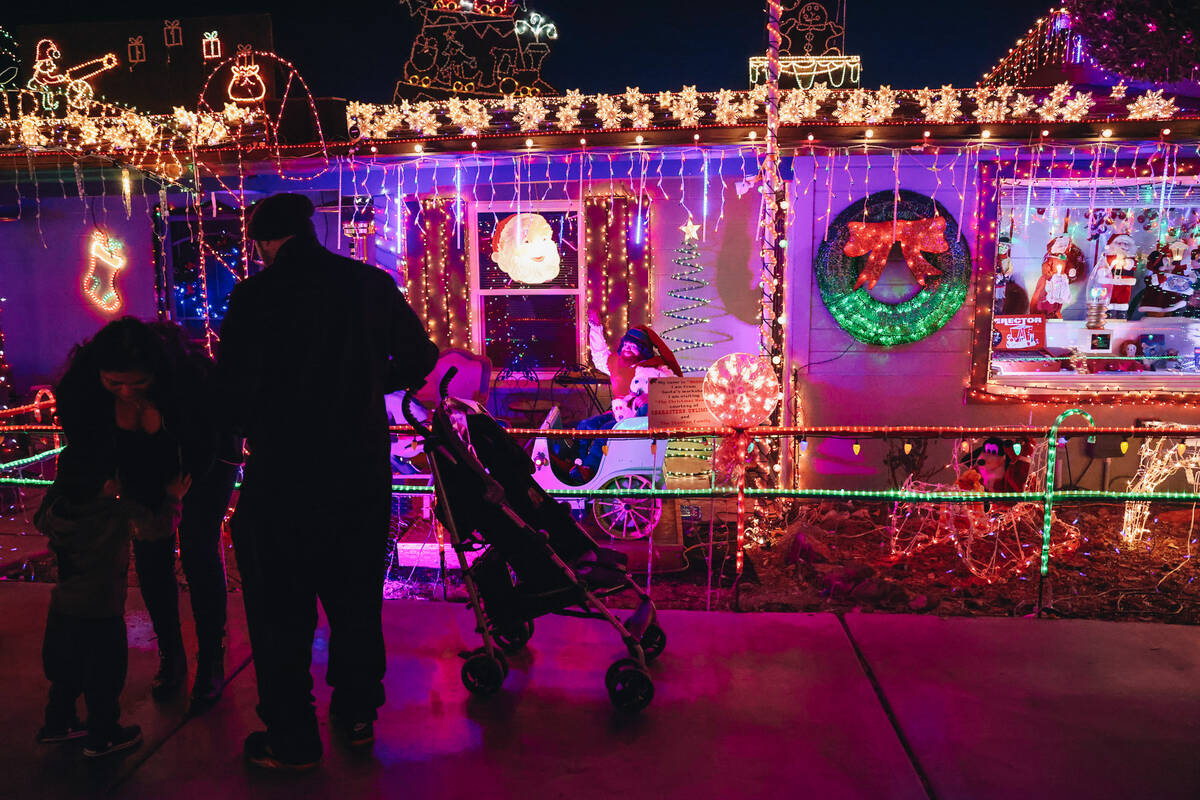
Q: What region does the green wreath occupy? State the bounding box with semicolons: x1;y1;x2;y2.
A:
815;189;971;346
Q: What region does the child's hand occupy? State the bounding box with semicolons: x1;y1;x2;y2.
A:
166;473;192;500
102;479;120;498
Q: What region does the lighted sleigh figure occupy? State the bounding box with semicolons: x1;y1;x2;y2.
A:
887;438;1081;582
529;406;667;541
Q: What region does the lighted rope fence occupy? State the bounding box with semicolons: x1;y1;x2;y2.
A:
7;416;1200;589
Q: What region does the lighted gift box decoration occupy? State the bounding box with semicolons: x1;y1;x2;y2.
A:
203;31;222;61
162;19;182;49
127;36;145;67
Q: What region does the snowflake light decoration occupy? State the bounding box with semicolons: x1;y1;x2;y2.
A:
594;93;622;128
1010;93;1037;117
669;85;702;126
515;96;547;131
448;97;489;135
714;89;739;125
1060;91;1094;122
1127;89;1178;120
919;85;961;124
1036;83;1072;121
554;101;581;130
867;85;899;123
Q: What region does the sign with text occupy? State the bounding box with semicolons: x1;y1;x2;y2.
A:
993;315;1046;351
648;377;714;429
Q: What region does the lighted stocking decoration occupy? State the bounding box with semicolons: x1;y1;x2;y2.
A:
83;230;126;313
843;217;948;291
490;212;561;284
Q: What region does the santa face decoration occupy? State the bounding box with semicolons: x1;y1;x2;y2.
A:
491;213;561;284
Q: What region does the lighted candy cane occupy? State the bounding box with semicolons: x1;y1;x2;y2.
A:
1039;408;1094;615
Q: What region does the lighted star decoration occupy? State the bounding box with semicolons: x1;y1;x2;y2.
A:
1110;82;1128;100
680;218;700;241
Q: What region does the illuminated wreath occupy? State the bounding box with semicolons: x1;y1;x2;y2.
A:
815;189;971;346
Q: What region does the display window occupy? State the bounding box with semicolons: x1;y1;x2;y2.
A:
472;204;583;372
980;174;1200;400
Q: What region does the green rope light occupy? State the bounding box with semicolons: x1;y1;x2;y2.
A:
0;447;63;471
815;189;971;346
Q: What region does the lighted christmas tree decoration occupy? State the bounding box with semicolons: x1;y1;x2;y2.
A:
662;218;713;362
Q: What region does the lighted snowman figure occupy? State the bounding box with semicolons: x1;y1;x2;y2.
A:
491;212;561;284
703;353;781;429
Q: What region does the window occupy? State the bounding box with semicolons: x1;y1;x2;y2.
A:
982;174;1200;398
472;204;582;372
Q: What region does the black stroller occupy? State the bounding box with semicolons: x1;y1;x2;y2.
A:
402;372;665;712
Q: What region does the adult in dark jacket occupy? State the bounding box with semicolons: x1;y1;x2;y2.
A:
218;192;437;770
55;318;239;712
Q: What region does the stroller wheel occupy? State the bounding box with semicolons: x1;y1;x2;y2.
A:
492;620;535;654
640;623;667;663
605;658;654;712
462;648;508;696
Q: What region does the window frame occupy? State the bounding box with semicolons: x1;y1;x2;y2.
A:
469;200;586;377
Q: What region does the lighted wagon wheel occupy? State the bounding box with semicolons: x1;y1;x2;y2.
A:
592;474;662;540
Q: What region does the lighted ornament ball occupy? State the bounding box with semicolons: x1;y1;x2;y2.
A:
703;353;781;428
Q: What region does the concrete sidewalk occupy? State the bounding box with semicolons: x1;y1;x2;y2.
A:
2;583;1198;800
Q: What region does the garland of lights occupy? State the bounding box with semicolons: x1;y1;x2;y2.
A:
815;189;971;346
1064;0;1200;84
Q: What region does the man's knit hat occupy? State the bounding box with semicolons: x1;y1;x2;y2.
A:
247;193;315;241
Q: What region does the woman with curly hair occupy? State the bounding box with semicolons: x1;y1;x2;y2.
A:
55;317;240;713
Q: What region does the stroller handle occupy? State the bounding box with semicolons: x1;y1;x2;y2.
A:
439;366;458;401
401;390;432;438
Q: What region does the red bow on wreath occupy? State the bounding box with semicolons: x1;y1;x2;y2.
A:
843;217;949;291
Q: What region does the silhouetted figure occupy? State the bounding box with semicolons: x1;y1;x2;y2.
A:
55;317;237;712
219;193;437;770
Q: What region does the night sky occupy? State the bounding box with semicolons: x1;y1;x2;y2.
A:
5;0;1054;101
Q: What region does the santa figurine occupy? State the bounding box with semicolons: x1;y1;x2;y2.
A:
1030;232;1086;319
1098;223;1138;319
555;309;682;482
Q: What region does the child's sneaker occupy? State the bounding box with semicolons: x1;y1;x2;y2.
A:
36;719;87;743
82;725;142;758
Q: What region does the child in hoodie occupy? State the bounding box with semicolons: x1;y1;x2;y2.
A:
34;445;188;758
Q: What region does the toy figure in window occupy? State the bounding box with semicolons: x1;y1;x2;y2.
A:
1107;339;1145;372
1137;244;1193;317
1098;224;1138;320
1030;233;1086;319
995;230;1028;314
553;309;681;483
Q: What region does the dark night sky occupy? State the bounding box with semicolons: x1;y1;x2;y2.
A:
5;0;1054;100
